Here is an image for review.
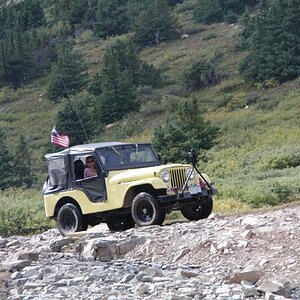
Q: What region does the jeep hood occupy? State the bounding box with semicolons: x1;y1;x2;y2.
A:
109;164;190;184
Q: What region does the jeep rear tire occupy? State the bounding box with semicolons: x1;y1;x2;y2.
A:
131;192;166;226
181;196;213;221
57;203;88;236
106;214;135;231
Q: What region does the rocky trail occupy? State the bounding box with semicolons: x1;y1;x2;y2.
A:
0;204;299;300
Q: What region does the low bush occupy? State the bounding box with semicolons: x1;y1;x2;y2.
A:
182;59;222;92
182;24;206;36
0;188;54;237
259;153;300;171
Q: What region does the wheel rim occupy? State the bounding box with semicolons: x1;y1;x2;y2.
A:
61;210;76;231
136;200;154;222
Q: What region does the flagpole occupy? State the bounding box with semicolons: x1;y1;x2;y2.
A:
59;76;90;143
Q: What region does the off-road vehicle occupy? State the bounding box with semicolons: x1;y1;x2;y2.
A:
42;142;216;236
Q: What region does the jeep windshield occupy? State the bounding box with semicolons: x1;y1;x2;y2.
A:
96;144;161;170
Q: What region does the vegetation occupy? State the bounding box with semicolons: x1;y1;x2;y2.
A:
183;58;223;92
239;0;300;84
1;0;300;236
47;40;87;101
153;100;219;163
132;0;180;46
194;0;258;24
0;188;54;237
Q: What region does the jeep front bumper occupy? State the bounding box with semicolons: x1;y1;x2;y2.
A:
157;186;216;206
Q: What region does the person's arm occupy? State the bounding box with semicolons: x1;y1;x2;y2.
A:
84;168;97;178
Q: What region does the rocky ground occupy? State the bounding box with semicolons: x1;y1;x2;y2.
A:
0;204;299;300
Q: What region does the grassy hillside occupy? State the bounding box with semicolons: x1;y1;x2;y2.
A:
1;1;300;232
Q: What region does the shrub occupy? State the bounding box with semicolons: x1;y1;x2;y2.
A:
0;188;54;237
202;33;217;40
182;24;206;35
76;29;94;44
182;59;222;92
224;10;238;24
260;154;300;171
175;0;198;13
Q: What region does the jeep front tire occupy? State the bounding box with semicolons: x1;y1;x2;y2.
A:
131;192;166;226
57;203;88;236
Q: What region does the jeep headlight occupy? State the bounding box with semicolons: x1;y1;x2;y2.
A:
161;170;170;182
186;168;195;180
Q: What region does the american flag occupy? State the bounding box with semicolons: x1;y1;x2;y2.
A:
51;126;70;148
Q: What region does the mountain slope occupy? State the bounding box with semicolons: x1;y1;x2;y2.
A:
1;3;300;211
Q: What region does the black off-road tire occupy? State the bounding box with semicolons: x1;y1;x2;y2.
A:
181;196;213;221
57;203;88;236
106;214;135;231
131;192;166;227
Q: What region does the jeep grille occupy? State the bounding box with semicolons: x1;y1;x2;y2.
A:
170;168;187;190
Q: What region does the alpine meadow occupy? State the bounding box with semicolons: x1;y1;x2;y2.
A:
0;0;300;236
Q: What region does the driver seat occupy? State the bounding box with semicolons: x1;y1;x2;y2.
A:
74;160;85;180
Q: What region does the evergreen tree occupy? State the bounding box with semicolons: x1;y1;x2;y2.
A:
194;0;223;24
14;134;33;187
133;0;179;46
0;129;14;190
94;0;130;38
194;0;258;24
56;93;96;145
153;100;219;163
17;0;45;31
47;40;87;101
1;29;35;89
89;39;162;96
109;40;140;85
239;0;300;84
167;0;184;6
97;48;138;124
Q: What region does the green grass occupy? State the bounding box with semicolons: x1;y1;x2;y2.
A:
1;5;300;236
0;188;55;237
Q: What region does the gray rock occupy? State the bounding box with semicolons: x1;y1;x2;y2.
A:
49;237;72;252
227;270;264;284
13;251;39;261
257;280;291;298
179;269;199;278
0;239;8;248
242;284;260;297
1;260;32;271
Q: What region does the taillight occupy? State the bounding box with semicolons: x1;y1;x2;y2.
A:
199;178;206;189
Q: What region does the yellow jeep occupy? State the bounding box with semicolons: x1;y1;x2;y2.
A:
42;142;216;235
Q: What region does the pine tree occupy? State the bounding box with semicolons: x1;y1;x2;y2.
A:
153;100;219;163
94;0;130;38
194;0;223;24
97;48;138;124
194;0;258;24
240;0;300;84
89;39;161;94
56;93;96;145
47;40;87;101
133;0;179;46
0;129;14;190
